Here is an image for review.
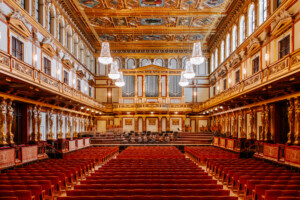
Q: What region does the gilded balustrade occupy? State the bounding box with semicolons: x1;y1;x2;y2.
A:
201;49;300;111
0;50;104;112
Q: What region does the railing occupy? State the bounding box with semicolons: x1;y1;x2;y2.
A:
0;50;106;111
202;49;300;111
113;103;196;111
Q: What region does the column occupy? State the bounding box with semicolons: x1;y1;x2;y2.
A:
294;97;300;145
240;111;246;138
142;117;146;132
73;115;78;138
36;106;42;142
287;98;295;144
158;117;162;132
233;112;238;138
66;113;71;139
249;109;255;139
31;106;38;142
264;104;271;141
47;109;54;140
166;117;170;132
134;117;138;132
182;117;186;132
6;100;14;145
226;113;230;137
80;117;84;132
57;112;63;139
260;107;265;140
0;99;7;146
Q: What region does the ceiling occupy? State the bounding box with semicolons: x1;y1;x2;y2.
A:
62;0;235;53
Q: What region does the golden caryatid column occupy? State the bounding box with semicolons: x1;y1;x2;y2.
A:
287;98;295;144
36;106;42;142
294;97;300;145
264;105;271;141
181;117;186;132
249;109;255;139
6;100;14;145
73;115;78;138
134;117;139;132
31;106;38;142
240;111;246;138
260;107;265;141
66;113;71;139
166;117;170;132
0;99;7;146
158;117;162;133
233;112;238;138
142;117;146;132
47;109;54;140
57;112;63;139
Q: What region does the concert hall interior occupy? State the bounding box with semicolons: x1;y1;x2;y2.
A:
0;0;300;199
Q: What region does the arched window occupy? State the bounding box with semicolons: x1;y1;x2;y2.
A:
239;16;245;44
86;52;90;67
182;57;188;69
79;45;84;63
115;58;121;69
215;49;218;68
220;41;225;63
73;38;78;58
126;58;136;69
259;0;267;25
211;53;214;72
248;4;255;36
20;0;29;12
153;58;163;67
48;11;55;35
169;58;177;69
226;33;230;57
141;59;151;67
35;0;40;22
232;25;237;51
67;31;72;51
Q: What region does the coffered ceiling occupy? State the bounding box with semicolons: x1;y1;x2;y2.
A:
61;0;235;53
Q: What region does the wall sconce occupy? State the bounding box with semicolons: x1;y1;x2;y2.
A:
127;112;130;115
81;106;84;109
33;54;38;62
73;79;75;84
86;108;90;111
265;53;269;61
228;78;231;84
175;111;178;114
151;112;154;114
193;91;197;96
108;92;111;97
243;68;246;75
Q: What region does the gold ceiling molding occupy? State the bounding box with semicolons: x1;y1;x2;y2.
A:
8;10;31;38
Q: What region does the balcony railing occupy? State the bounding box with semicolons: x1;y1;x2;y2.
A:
113;103;196;112
0;50;105;111
202;49;300;111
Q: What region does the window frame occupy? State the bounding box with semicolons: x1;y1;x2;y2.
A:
252;56;260;74
77;79;81;91
239;16;245;44
278;35;290;59
12;37;24;61
248;4;255;36
235;69;240;84
43;57;52;76
63;70;69;85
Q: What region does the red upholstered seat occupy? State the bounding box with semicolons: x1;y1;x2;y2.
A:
0;185;44;200
263;190;300;200
0;190;33;200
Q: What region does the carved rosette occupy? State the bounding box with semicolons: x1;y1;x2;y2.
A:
6;100;14;145
0;100;7;146
47;110;54;140
31;106;38;142
294;97;300;145
287;99;295;144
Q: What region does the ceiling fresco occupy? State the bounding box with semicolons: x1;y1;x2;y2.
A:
74;0;233;51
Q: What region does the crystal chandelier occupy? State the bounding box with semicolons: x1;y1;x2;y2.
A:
183;60;195;79
108;61;120;80
179;71;189;87
98;42;113;64
115;72;125;87
190;41;205;65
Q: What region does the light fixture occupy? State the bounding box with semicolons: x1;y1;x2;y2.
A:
243;68;246;74
179;71;189;87
228;78;231;83
115;72;125;87
87;108;90;111
220;106;223;109
81;106;84;109
98;42;113;64
190;41;205;65
175;111;178;114
127;112;130;115
151;112;154;114
108;61;120;79
265;53;269;61
33;54;38;61
183;60;195;79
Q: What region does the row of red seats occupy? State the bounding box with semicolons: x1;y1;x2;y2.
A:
0;147;118;200
185;146;239;163
60;146;237;200
206;157;300;200
63;147;119;163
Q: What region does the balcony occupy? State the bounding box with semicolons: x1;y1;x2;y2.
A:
202;49;300;111
0;50;105;111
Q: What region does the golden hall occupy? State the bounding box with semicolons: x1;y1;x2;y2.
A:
0;0;300;199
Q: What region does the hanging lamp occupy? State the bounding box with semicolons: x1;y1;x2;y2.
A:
115;72;125;87
183;60;195;79
108;60;120;79
98;42;113;64
179;71;189;87
190;41;205;65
